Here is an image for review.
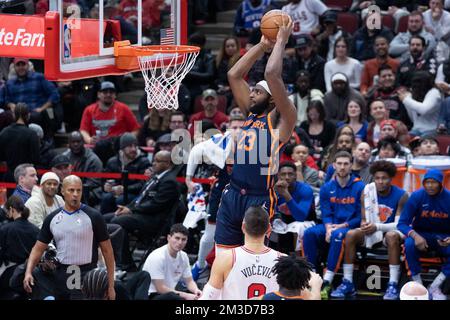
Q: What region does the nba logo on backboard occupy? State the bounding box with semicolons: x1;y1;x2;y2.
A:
63;23;71;59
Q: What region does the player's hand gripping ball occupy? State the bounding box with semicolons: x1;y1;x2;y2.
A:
260;10;292;40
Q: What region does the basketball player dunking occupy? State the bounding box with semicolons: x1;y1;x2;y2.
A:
214;18;297;254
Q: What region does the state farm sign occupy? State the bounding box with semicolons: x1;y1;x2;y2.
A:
0;14;45;59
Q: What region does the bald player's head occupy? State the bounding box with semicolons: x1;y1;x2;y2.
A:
400;281;429;300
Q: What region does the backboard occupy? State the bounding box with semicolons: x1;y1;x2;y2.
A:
45;0;187;80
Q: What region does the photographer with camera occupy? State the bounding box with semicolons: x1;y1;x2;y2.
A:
23;175;116;300
0;196;39;298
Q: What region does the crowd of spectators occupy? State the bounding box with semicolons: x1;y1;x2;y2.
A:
0;0;449;301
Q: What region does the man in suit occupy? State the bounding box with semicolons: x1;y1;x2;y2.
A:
105;150;180;270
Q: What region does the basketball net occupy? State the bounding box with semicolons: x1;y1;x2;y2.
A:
137;48;199;110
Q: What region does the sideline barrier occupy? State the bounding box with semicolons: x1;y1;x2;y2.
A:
408;168;450;191
408;156;450;192
387;158;407;189
384;157;450;192
0;166;214;190
391;166;407;189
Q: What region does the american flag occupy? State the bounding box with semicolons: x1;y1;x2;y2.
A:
160;28;174;45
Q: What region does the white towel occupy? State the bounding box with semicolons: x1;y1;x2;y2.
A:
202;132;233;169
272;219;316;251
183;183;208;229
363;183;383;248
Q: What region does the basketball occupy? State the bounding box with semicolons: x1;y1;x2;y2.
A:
260;10;292;40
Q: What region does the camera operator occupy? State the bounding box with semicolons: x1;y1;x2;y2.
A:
0;196;39;298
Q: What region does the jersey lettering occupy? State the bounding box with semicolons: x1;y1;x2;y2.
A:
247;283;267;299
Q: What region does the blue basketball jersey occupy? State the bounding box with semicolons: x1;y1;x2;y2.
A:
242;0;271;29
377;185;406;223
231;113;283;193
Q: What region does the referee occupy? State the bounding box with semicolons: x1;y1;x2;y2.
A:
23;175;116;300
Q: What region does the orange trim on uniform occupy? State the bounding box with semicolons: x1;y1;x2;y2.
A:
273;291;305;300
216;243;240;249
301;240;305;257
269;142;285;184
272;188;278;219
266;112;286;189
231;248;236;268
268;188;278;220
268;188;275;219
334;239;346;273
241;246;271;255
266;115;276;189
266;142;284;189
267;112;274;134
402;244;412;277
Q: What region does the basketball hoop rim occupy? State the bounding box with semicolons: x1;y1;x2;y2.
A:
119;44;200;57
113;41;200;70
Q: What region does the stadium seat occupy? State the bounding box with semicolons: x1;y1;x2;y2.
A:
396;15;409;33
323;0;352;12
435;134;450;155
336;12;360;34
381;15;395;31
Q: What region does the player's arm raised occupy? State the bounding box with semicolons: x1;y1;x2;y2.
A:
228;37;274;116
265;18;297;144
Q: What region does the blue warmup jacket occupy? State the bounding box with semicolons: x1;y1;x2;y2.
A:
277;181;314;222
320;175;365;228
397;188;450;236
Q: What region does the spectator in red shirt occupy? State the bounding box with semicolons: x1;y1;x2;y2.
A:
80;81;140;143
188;89;229;137
80;81;140;164
118;0;138;26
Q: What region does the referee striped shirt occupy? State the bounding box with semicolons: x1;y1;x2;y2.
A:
38;204;109;266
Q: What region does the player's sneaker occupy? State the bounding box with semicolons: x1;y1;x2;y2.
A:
429;285;447;300
383;282;399;300
320;281;332;300
330;279;356;298
191;263;206;281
